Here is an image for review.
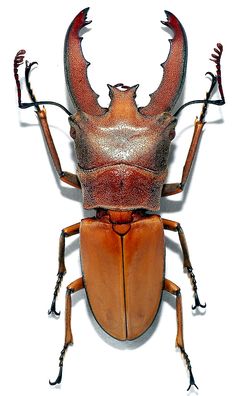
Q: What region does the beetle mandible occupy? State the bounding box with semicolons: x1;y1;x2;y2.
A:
14;8;225;391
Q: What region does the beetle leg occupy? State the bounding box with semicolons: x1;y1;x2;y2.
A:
163;218;206;310
162;118;205;197
49;277;84;386
164;279;198;391
48;222;81;316
162;68;221;197
37;108;81;188
14;51;81;189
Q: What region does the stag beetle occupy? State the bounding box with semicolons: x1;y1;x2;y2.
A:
14;8;225;391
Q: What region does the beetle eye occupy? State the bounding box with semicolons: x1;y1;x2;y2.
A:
169;129;176;140
70;127;76;139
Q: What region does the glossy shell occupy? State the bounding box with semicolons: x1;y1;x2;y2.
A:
80;214;165;340
70;90;176;211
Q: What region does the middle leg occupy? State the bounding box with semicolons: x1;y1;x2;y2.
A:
48;222;81;316
162;218;206;309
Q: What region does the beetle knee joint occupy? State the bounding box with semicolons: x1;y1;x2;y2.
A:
176;223;183;233
61;229;69;238
66;287;74;295
176;289;181;297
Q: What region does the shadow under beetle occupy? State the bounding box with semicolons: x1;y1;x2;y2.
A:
14;8;225;390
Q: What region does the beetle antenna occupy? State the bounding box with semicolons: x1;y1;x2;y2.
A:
20;100;72;116
174;73;222;117
174;43;225;117
210;43;225;103
14;50;72;116
14;49;26;107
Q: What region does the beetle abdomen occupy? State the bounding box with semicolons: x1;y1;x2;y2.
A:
80;215;165;340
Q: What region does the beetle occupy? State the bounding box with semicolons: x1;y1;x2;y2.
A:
14;7;225;391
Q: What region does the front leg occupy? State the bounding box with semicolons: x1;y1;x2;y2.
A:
14;50;81;189
37;108;81;188
162;46;225;197
162;117;204;196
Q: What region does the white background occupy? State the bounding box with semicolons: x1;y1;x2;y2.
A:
1;1;234;395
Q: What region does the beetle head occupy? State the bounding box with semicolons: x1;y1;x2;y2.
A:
65;8;183;211
68;86;177;211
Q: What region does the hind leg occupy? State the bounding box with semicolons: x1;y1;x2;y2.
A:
164;278;198;391
49;277;84;385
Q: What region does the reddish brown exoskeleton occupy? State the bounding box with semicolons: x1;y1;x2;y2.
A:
14;8;225;390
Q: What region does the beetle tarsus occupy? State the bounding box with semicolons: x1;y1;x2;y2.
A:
187;368;199;391
49;343;70;386
25;60;40;111
186;267;206;310
13;50;72;115
199;71;217;122
48;297;61;316
48;272;65;316
192;292;206;310
49;366;63;386
174;43;225;117
180;347;198;391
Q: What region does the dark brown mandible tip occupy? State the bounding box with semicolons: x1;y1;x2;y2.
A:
64;8;107;115
140;11;188;116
